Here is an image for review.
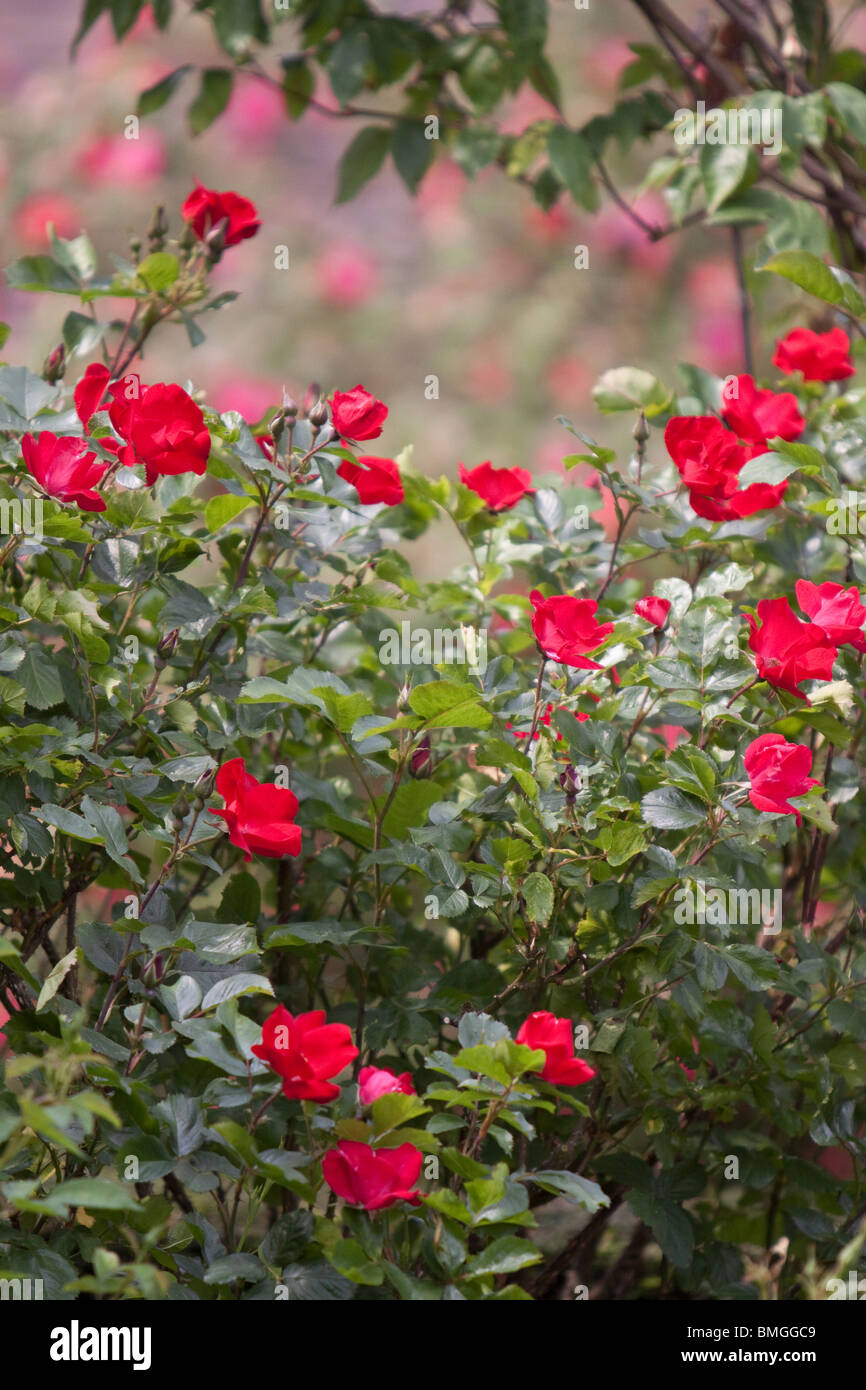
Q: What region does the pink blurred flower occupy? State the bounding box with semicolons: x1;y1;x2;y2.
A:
77;129;166;185
465;347;513;406
653;724;689;752
415;159;467;229
208;377;287;425
525;198;574;245
225;78;285;146
14;192;81;246
594;191;673;273
314;242;379;308
500;84;558;135
546;355;593;407
582;36;636;91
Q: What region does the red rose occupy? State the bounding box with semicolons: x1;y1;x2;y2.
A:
746;597;837;702
795;579;866;653
337;456;404;506
744;733;819;824
251;1004;358;1102
74;362;111;426
530;590;613;669
722;373;805;446
773;327;855;383
664;415;787;520
635;596;671;629
322;1139;423;1211
21;431;107;512
181;182;261;247
458;460;535;511
124;382;211;486
329;385;388;441
516;1011;596;1086
358;1066;415;1105
210;757;302;860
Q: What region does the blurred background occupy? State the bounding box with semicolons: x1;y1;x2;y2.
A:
2;0;858;575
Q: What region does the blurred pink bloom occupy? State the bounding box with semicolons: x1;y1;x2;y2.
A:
685;262;743;371
500;85;558;135
208;377;287;425
77;129;166;185
582;36;636;91
546;355;593;407
525;198;574;244
14;192;81;246
314;242;379;308
465;347;513;406
594;191;673;273
415;159;467;228
225;78;285;146
653;725;689;752
687;259;738;308
691;313;743;373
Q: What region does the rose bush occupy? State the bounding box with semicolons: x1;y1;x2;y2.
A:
0;177;865;1304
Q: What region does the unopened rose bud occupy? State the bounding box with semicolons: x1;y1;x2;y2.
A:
282;393;298;420
396;680;411;712
633;411;649;446
204;216;229;264
193;768;215;801
148;203;169;248
410;735;432;779
270;410;287;447
308;400;328;429
560;764;580;802
42;343;66;384
155;628;179;666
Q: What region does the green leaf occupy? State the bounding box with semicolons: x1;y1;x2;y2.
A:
759;250;866;315
204;1254;265;1285
330;1238;384;1286
281;57;314;120
336;125;391;204
20;647;64;709
699;142;755;212
205;493;254;531
737;452;800;487
628;1191;694;1267
210;0;268;56
547;125;598;211
593;366;670;415
136;252;180;294
200;973;273;1010
528;1170;610;1212
464;1236;541;1278
392;120;434;194
137;65;192;117
522;871;554;925
50;1178;139;1212
826;81;866;142
408;680;490;729
189;68;234;135
641;787;707;830
36;949;78;1011
327;28;371;105
5;256;79;295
